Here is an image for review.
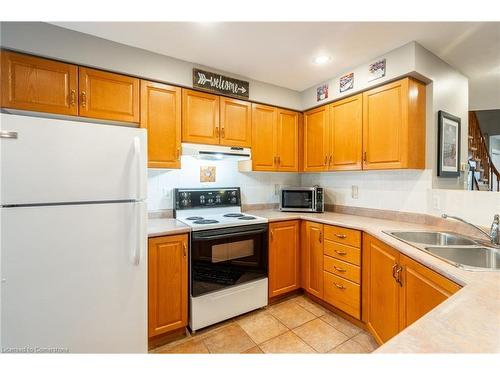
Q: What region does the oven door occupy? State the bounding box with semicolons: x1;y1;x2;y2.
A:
280;188;316;212
190;224;268;297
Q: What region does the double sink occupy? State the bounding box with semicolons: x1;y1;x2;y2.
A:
385;231;500;271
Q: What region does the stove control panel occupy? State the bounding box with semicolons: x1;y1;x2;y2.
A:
174;187;241;210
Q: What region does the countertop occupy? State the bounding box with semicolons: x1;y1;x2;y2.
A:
147;210;500;353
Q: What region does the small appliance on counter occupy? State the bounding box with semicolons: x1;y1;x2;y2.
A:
173;187;268;332
279;186;324;213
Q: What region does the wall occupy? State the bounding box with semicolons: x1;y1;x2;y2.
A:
0;22;302;110
147;157;300;212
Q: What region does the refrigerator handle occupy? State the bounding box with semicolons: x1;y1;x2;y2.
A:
133;201;142;266
133;136;144;200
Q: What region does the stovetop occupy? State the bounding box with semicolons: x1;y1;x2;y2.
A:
176;210;268;231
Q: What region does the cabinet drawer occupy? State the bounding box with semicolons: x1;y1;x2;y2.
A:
324;225;361;248
324;271;360;319
324;241;361;266
324;256;360;284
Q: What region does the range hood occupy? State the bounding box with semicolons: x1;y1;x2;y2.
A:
182;143;251;160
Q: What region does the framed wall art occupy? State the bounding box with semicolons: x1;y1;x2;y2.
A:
437;110;461;177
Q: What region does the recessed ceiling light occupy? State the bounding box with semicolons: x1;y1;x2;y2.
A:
313;55;331;65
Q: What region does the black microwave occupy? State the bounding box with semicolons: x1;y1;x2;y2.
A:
279;186;324;213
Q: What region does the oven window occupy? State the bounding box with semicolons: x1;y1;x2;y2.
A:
282;190;313;209
191;226;268;297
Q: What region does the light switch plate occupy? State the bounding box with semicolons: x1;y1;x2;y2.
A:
351;185;359;199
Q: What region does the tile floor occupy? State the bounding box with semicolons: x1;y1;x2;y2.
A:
151;294;379;354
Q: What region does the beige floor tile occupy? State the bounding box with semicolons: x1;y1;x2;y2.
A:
159;339;209;354
329;339;369;354
320;312;362;338
259;331;315;354
267;300;316;329
202;324;256;353
242;346;264;354
237;311;289;344
352;331;379;353
291;296;327;317
293;318;349;353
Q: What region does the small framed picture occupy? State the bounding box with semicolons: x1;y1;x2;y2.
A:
316;84;329;102
368;58;386;81
437;111;461;177
339;72;354;93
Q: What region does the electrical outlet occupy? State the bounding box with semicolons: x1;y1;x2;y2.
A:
162;187;172;201
274;184;280;196
351;185;359;199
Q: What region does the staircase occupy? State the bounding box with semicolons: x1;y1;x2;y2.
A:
468;111;500;191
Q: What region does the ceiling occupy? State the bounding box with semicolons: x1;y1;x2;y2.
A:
51;22;499;92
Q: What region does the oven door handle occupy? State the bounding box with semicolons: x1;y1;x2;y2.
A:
193;229;267;241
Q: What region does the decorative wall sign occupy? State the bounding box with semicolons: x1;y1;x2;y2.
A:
193;68;249;99
200;166;216;182
316;83;329;102
339;72;354;93
368;58;386;81
437;111;461;177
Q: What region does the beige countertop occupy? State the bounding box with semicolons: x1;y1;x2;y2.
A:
147;209;500;353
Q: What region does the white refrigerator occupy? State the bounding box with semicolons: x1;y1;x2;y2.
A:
0;113;148;353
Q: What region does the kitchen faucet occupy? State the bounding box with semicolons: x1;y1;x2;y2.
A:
441;213;500;247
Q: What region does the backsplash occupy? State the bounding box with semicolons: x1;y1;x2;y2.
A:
147;156;300;211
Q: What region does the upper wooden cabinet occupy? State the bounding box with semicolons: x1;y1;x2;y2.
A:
1;50;79;116
362;77;426;170
276;109;300;171
220;97;252;147
79;67;140;123
303;105;330;172
329;94;363;171
148;234;188;338
140;80;181;169
268;220;300;298
182;89;220;145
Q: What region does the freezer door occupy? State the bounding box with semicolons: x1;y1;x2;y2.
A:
0;113;147;205
0;202;147;353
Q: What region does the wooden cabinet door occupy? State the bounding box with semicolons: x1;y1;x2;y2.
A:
362;234;400;344
303;221;324;299
148;234;188;338
140;81;181;169
1;50;78;115
268;221;300;298
182;89;220;145
276;109;299;172
251;104;277;171
362;79;408;169
303;105;329;171
220;97;251;147
399;254;461;329
329;94;362;171
79;67;139;123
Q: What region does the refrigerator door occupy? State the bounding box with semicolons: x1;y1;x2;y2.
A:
0;201;147;353
0;113;147;206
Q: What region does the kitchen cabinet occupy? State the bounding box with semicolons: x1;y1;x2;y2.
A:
328;94;363;170
362;77;426;170
268;220;300;298
303;105;330;172
148;234;188;338
78;67;140;123
182;89;220;145
140;80;182;169
276;108;300;171
303;221;324;298
1;50;79;116
220;97;252;147
362;234;461;344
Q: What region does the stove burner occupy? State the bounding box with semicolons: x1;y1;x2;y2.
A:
186;216;204;220
223;213;245;218
193;219;219;224
238;216;256;220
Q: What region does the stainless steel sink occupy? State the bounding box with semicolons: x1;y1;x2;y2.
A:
424;246;500;270
388;231;477;246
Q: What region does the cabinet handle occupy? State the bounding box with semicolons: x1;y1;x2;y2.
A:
333;265;347;273
176;148;181;160
363;151;367;162
334;250;347;256
334;283;345;290
70;90;76;106
215;126;219;138
221;127;225;138
277;156;280;165
329;154;333;165
81;91;87;108
392;264;403;286
319;232;322;243
334;234;347;239
183;243;187;257
324;155;328;165
270;230;274;241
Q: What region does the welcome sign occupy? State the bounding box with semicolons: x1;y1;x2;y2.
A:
193;68;249;99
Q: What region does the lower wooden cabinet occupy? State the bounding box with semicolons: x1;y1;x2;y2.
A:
303;221;324;299
268;220;300;298
148;234;188;338
362;234;461;344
